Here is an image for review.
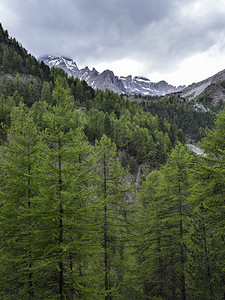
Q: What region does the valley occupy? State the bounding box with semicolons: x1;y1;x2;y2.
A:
1;23;225;299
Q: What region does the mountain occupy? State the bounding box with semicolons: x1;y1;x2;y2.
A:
181;69;225;103
41;55;79;76
119;75;184;95
40;55;185;96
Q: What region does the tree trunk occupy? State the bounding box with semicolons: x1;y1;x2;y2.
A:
59;202;63;299
58;137;64;300
103;154;109;300
157;236;164;298
179;188;186;300
202;212;213;298
27;139;34;299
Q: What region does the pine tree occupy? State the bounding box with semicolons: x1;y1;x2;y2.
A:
188;109;225;298
41;81;52;103
0;103;47;298
186;203;221;299
37;77;94;298
2;46;10;71
135;169;165;298
92;135;131;299
136;144;194;299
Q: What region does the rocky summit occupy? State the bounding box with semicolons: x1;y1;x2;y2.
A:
40;55;185;96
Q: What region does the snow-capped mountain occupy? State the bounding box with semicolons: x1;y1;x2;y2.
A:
40;55;185;96
41;55;79;76
120;75;184;96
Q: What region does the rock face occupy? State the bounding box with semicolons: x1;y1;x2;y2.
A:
40;55;185;96
41;55;79;76
181;69;225;102
93;69;126;94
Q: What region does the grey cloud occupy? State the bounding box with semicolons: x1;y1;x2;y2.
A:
127;2;225;73
3;0;176;54
2;0;225;78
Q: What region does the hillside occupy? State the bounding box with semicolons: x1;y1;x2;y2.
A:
131;67;225;142
0;24;184;167
2;23;225;300
181;68;225;103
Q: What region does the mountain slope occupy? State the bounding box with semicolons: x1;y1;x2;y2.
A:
40;55;185;96
181;69;225;102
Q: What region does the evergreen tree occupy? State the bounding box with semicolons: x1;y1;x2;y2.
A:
93;135;131;299
134;169;165;298
136;144;194;299
41;81;52;103
0;93;15;131
189;109;225;298
186;203;221;299
0;103;47;298
2;46;10;72
37;77;94;298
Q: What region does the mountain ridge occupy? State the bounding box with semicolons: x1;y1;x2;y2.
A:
40;55;185;96
181;69;225;103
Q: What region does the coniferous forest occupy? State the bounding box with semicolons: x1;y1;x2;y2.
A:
1;24;225;299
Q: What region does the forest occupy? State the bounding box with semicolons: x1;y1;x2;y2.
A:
1;23;225;299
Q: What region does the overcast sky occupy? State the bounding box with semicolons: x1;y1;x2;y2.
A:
1;0;225;86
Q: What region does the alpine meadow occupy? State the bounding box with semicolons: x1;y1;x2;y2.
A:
1;23;225;300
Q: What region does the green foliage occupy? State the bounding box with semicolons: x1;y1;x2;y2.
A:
0;103;48;297
139;94;215;142
39;100;93;298
84;96;182;166
0;22;184;167
135;144;195;299
2;22;225;299
186;204;222;299
92;135;132;299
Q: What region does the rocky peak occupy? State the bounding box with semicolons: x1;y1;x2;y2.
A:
120;75;133;82
40;55;79;76
40;55;185;96
101;69;115;78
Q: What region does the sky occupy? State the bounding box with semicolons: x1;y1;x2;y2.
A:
1;0;225;87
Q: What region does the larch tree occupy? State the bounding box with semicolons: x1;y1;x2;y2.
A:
38;76;94;299
92;135;131;300
136;144;194;299
0;103;47;298
135;169;166;299
188;109;225;298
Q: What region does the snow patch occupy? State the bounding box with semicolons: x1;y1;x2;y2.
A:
142;87;154;92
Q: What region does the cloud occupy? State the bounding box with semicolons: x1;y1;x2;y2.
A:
1;0;178;56
1;0;225;85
